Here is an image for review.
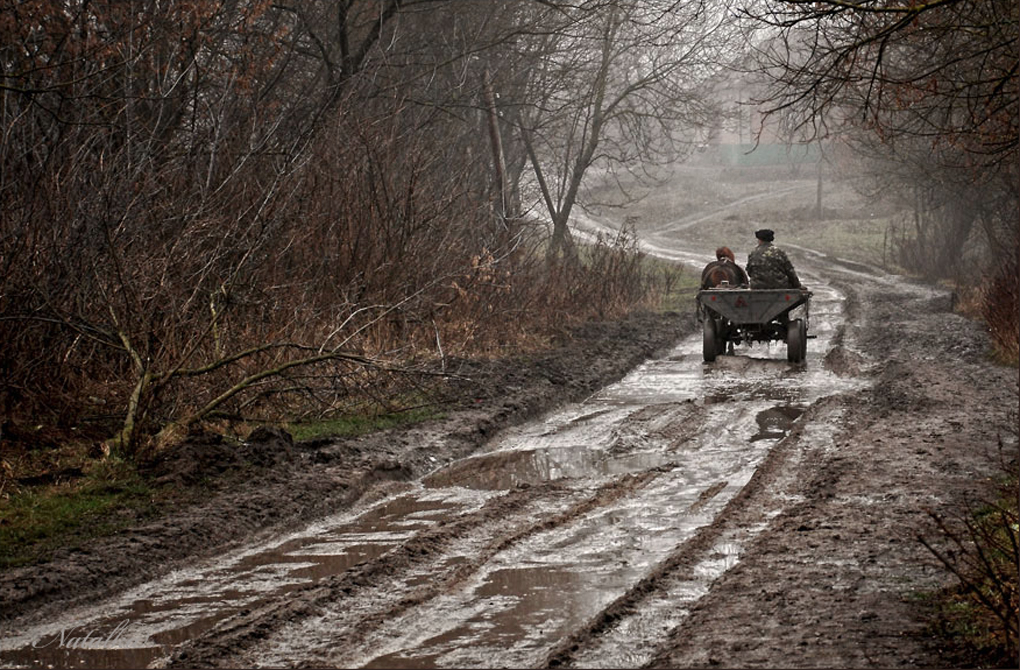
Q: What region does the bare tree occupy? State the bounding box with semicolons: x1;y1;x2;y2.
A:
0;1;446;449
746;0;1017;162
507;0;733;260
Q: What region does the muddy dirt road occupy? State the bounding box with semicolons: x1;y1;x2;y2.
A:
2;179;1017;669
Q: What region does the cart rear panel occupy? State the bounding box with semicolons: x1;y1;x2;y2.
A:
697;288;809;324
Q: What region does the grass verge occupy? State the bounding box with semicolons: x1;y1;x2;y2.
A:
285;406;444;442
0;457;161;569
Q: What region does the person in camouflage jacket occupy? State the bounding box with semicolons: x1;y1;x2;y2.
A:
746;229;805;290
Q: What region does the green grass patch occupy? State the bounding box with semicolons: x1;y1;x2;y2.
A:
0;458;158;569
286;406;444;442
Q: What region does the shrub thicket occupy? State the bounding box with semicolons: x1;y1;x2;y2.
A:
980;246;1020;365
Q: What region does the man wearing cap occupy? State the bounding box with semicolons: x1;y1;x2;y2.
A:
746;229;805;290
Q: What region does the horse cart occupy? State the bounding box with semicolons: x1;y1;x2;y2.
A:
696;287;813;363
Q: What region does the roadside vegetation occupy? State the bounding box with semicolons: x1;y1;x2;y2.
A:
0;456;160;569
2;1;717;462
921;427;1019;667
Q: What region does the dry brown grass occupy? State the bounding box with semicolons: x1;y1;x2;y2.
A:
980;249;1019;366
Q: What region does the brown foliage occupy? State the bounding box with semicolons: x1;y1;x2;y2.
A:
980;244;1020;365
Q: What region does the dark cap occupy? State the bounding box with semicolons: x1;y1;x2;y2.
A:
755;229;774;242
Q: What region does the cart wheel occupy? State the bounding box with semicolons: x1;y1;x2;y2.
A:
703;318;719;362
787;318;807;362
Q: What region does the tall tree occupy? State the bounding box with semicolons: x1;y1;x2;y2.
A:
508;0;733;260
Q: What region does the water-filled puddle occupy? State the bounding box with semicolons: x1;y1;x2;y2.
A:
423;444;675;490
752;404;806;442
0;489;492;669
360;566;616;669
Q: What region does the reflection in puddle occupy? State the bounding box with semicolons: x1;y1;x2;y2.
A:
361;566;606;670
423;445;674;490
751;405;806;442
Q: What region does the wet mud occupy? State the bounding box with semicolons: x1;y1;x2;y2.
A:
2;201;1016;668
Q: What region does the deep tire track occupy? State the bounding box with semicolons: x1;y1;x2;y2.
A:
541;395;847;668
166;468;664;668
